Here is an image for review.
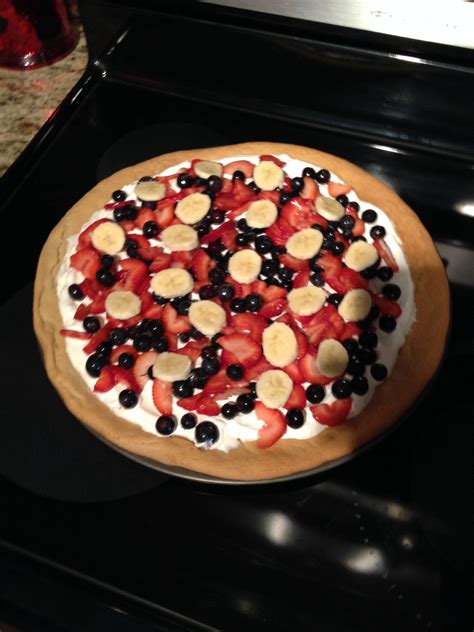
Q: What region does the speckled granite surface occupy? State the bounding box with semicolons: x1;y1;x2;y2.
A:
0;29;88;177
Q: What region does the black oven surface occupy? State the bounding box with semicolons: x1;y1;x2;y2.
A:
0;4;472;631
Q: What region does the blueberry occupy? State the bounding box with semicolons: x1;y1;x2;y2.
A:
327;293;343;307
143;221;158;238
179;332;191;343
83;316;100;333
371;363;388;381
279;267;294;281
236;394;254;413
195;421;219;445
143;319;163;337
310;273;325;287
379;314;397;333
302;166;316;178
177;173;193;189
244;293;263;312
291;177;304;193
248;382;257;398
221;402;239;419
156;415;177;435
85;354;105;377
190;327;205;341
351;375;369;395
280;279;293;291
308;258;321;274
217;283;235;301
370;225;386;239
342;339;359;355
382;283;401;301
201;346;217;360
226;364;244;381
101;254;114;268
361;265;379;280
279;191;292;205
331;241;345;256
173;380;194;398
347;357;364;376
369;305;380;320
255;235;273;255
198;284;215;300
286;408;305;429
306;384;325;404
201;358;220;376
126;324;143;340
208;268;225;285
336;194;349;207
211;333;223;348
175;299;191;316
232;170;245;181
346;202;360;213
194;176;207;187
196;221;211;238
68;283;84;300
96;268;116;287
237;218;252;233
118;352;135;369
359;347;377;365
133;335;152;352
152;293;169;305
362;209;377;223
261;259;279;276
230;297;246;313
342;215;355;230
377;266;393;281
235;233;250;247
332;379;352;399
359;330;378;348
112;189;126;202
152;337;169;352
123;204;138;221
210;210;225;224
248;181;261;194
181;413;197;430
315;169;330;184
109;327;128;345
207;175;223;192
119;389;138;408
141;200;157;210
96;341;112;357
189;367;207;389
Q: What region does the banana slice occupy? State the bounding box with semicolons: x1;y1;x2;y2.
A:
228;249;262;284
135;181;166;201
160;224;198;251
105;290;141;320
288;286;326;316
150;268;194;299
90;221;125;255
256;369;293;409
262;322;298;368
338;289;372;321
152;352;191;383
316;339;349;378
252;161;284;190
194;160;223;179
316;196;345;221
286;228;323;260
245;199;278;229
344;241;379;271
175;192;211;225
188;300;227;337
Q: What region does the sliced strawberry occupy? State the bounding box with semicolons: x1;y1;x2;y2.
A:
223;160;254;178
279;253;309;272
244;357;273;382
135;208;156;229
214;386;250;401
176;339;208;363
318;254;368;294
110;344;137;364
371;293;402;318
111;366;141;393
311;399;352;426
283;360;303;384
220;348;239;367
293;270;311;288
178;393;220;415
70;247;101;280
155;204;175;229
266;217;296;247
231;313;267;343
307;322;337;347
227;201;253;221
340;322;361;341
213;193;241;211
220;177;233;193
285;383;306;410
78;219;109;249
200;220;235;245
261;283;288;301
218;333;262;368
139;291;153;317
192;249;215;281
281;197;315;230
259;298;287;318
221;226;238;251
162;303;190;334
120;220;136;232
327;182;351;198
300;176;320;201
132;351;158;390
94;366;115;393
152;378;173;416
204;368;247;395
373;238;399;272
165;332;178;351
259;154;286;167
142;303;163;319
60;329;92;340
328;307;345;337
74;303;91;320
149;252;172;273
79;278;102;298
89;294;108;315
299;350;332;385
126;234;150;249
281;176;292;192
118;259;149;293
171;250;195;268
257;190;280;205
293;327;309;358
137;246;161;262
232;179;256;204
255;402;287;448
83;325;111;355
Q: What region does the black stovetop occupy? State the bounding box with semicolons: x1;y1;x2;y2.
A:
0;3;472;630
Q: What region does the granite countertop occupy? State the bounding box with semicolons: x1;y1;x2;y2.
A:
0;28;88;177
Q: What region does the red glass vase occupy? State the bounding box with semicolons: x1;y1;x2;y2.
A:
0;0;78;69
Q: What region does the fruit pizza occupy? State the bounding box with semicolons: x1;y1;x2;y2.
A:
34;142;449;480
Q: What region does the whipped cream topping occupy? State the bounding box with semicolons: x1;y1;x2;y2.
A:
57;154;416;451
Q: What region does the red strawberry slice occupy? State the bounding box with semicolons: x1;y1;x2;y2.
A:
213;193;241;211
152;378;173;416
233;179;256;204
300;176;320;201
310;399;352;426
60;329;92;340
266;217;296;247
318;253;368;294
139;291;153;316
192;249;215;281
74;303;91;320
204;368;248;395
165;332;178;351
110;344;137;364
78;219;109;249
162;303;190;334
149;252;172;273
227;200;253;221
223;160;254;178
285;383;306;409
373;238;399;272
135;208;156;229
83;325;111;355
282;360;303;384
94;366;115;393
293;270;311;288
200;220;235;245
259;283;288;302
257;190;280;205
79;278;102;298
231;313;267;343
137;246;161;262
327;182;351;198
176;339;209;363
318;252;342;276
120;220;136;232
279;254;309;272
89;294;109;314
220;349;239;367
255;402;287;448
132;351;158;390
281;176;293;193
244;357;273;382
171;250;195;268
371;293;402;318
221;226;238;251
126;234;150;249
142;303;163;319
259;298;287;318
307;322;337;347
281;197;315;230
178;393;220;415
299;350;332;385
111;366;141;393
118;259;149;293
214;387;250;401
218;333;262;368
293;327;309;358
70;247;101;280
340;322;361;341
259;154;286;167
155;204;175;229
